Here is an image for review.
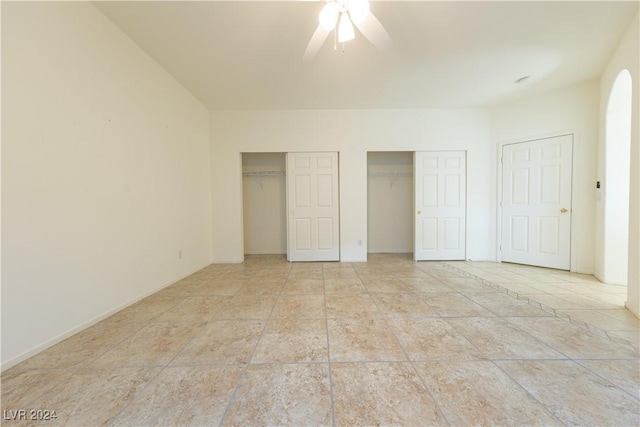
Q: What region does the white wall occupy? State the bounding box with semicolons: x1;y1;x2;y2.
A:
367;152;413;253
211;109;494;263
602;71;632;285
490;79;600;274
597;12;639;316
1;2;212;369
242;153;286;255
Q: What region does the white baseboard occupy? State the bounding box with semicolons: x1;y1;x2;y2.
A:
1;261;212;372
625;301;639;319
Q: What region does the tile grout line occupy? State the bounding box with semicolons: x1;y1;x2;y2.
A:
2;367;81;412
487;358;569;426
353;262;453;427
442;262;640;350
403;260;637;422
322;263;337;427
14;309;182;421
104;365;167;426
106;280;247;426
416;261;640;403
216;261;289;427
573;359;640;402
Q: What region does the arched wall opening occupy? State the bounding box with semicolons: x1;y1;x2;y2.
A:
603;69;633;285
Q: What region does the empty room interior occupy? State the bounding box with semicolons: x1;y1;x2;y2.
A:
2;1;639;425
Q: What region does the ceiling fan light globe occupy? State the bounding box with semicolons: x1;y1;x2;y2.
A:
348;0;369;24
338;12;355;42
319;3;339;31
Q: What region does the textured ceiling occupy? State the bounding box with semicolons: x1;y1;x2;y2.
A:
94;1;639;109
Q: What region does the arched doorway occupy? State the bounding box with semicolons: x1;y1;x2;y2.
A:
603;70;632;285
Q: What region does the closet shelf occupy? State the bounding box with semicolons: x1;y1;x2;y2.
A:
242;170;285;177
243;170;284;190
368;171;413;178
368;170;413;189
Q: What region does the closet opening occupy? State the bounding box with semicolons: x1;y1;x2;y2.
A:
367;152;414;258
242;152;287;256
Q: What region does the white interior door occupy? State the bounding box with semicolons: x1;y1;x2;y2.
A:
501;135;573;270
414;151;466;261
286;152;340;262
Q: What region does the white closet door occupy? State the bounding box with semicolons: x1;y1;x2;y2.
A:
286;152;340;262
414;151;466;261
501;135;573;270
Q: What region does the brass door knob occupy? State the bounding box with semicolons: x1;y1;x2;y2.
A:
560;208;568;213
417;210;421;215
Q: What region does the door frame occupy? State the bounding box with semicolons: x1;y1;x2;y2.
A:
497;131;577;271
239;150;340;262
366;151;415;255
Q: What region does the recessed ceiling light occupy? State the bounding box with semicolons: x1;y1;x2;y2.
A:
514;75;531;84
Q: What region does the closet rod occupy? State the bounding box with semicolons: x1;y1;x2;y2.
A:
368;171;413;178
242;170;285;177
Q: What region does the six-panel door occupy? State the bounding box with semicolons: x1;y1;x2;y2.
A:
414;151;467;261
501;135;573;270
286;152;340;262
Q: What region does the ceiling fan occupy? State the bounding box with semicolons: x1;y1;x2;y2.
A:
304;0;392;60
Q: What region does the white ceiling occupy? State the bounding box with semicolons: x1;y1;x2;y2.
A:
93;1;638;110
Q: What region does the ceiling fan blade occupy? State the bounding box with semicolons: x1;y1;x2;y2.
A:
353;11;392;50
303;24;331;61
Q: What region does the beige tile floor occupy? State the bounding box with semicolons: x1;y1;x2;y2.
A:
2;254;638;426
